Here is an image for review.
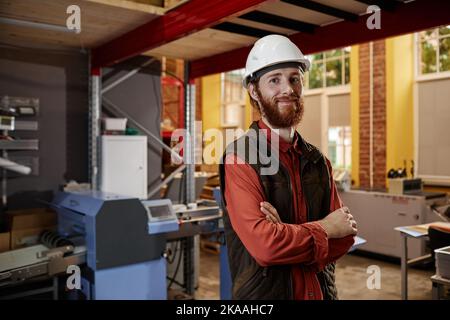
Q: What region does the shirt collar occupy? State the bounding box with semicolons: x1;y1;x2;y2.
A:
257;119;302;155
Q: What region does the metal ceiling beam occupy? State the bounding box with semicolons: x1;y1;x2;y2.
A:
91;0;268;69
189;0;450;79
281;0;359;22
212;22;279;38
239;11;317;33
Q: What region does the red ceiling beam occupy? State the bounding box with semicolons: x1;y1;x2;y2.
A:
91;0;269;69
190;0;450;80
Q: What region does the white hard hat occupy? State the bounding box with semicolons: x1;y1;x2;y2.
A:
243;34;310;88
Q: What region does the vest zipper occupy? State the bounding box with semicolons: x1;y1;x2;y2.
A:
300;160;311;222
262;267;268;277
291;151;301;224
280;155;295;299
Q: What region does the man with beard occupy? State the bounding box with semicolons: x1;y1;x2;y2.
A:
219;35;357;300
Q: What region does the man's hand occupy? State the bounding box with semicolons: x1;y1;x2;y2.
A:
260;201;281;223
317;207;357;239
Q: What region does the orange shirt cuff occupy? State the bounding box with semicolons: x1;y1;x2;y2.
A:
302;221;329;270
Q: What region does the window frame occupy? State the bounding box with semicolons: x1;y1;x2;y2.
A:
220;69;246;128
328;125;352;170
416;25;450;79
414;30;450;186
305;47;351;90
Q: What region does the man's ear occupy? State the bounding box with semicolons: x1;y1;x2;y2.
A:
248;83;260;102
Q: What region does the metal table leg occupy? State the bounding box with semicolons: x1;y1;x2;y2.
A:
52;276;58;300
400;233;408;300
432;282;440;300
183;237;195;297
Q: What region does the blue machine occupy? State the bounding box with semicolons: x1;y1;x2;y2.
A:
52;191;178;300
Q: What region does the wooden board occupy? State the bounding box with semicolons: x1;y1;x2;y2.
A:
146;28;256;60
0;0;162;49
230;17;296;35
314;0;368;15
258;1;339;26
84;0;165;14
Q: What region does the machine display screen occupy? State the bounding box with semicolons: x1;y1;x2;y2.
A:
148;205;172;219
1;118;12;125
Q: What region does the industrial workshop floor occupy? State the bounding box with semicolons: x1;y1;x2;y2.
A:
196;250;435;300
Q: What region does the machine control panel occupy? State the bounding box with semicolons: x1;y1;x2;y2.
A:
141;199;179;234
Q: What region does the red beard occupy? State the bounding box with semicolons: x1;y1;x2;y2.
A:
256;87;304;128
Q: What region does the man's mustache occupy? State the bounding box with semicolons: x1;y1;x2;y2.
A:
274;94;301;102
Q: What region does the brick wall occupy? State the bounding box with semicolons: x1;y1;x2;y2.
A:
359;41;387;189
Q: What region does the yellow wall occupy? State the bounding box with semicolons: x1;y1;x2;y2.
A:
201;74;222;165
350;45;360;187
386;35;414;184
201;74;221;132
245;94;253;128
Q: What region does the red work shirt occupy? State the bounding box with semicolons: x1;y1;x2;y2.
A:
224;120;354;300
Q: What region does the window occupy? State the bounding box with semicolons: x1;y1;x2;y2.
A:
305;47;351;89
328;126;352;170
221;69;246;128
418;25;450;75
416;75;450;184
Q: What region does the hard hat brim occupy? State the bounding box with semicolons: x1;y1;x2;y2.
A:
243;59;309;88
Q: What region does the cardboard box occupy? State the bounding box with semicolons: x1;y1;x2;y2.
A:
7;208;57;249
388;178;422;195
7;208;56;230
0;232;10;253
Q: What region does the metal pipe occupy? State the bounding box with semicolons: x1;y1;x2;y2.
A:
0;17;76;34
101;58;155;94
369;41;374;189
147;164;186;199
183;62;196;297
401;234;408;300
179;82;185;129
184;62;195;205
89;72;101;190
2;130;7;208
0;157;31;175
102;97;183;163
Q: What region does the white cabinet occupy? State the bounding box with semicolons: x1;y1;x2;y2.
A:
100;135;147;199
